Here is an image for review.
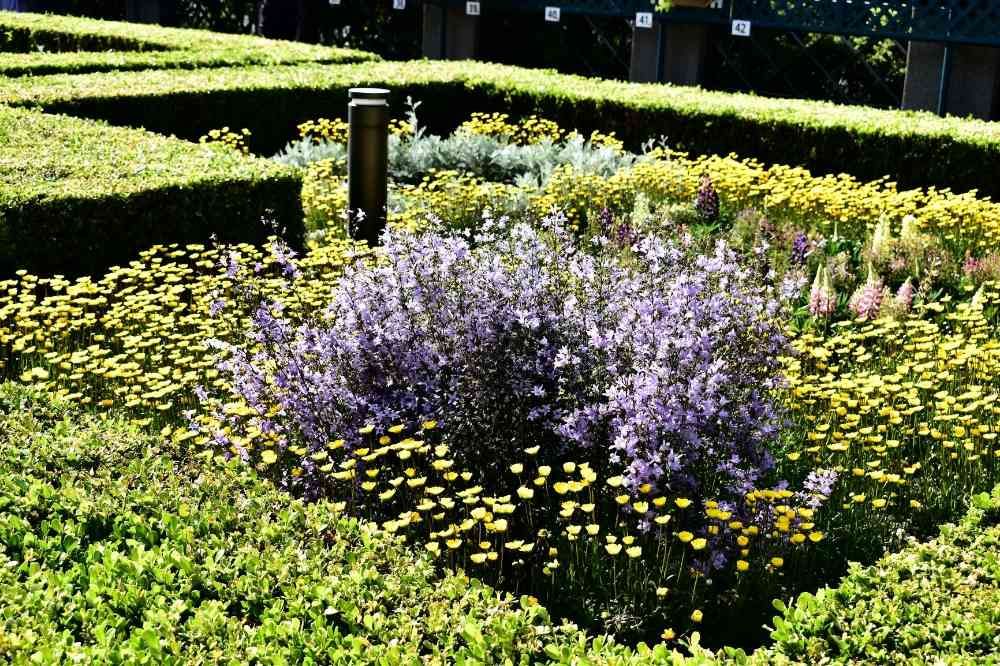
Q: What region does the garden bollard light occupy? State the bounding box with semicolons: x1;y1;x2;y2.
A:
348;87;390;245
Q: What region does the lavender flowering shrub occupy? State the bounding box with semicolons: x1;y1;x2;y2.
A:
198;219;838;642
211;219;786;507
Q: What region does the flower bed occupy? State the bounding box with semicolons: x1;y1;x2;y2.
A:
3;101;1000;657
4;59;1000;195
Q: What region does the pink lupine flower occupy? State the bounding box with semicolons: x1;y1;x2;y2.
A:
849;266;884;320
895;278;915;312
808;265;836;318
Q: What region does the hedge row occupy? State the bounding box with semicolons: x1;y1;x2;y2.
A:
3;59;999;197
0;106;303;276
0;11;376;76
759;485;1000;664
0;384;716;665
2;382;997;664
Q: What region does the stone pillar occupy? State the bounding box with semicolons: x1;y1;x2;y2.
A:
902;41;1000;119
630;22;708;86
422;2;479;60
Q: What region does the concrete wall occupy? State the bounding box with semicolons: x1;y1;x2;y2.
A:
630;23;708;86
902;41;1000;120
422;4;479;60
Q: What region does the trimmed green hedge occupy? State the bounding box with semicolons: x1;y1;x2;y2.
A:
0;106;303;276
758;486;1000;664
0;11;377;76
0;384;718;665
3;59;997;197
3;386;997;663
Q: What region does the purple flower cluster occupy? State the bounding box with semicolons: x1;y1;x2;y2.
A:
212;220;788;507
695;173;720;223
790;232;809;266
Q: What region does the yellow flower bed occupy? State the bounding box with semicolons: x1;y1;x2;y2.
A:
297;113;1000;257
1;239;367;430
781;287;1000;529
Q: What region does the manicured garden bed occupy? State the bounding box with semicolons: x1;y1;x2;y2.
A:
4;59;1000;196
3;12;1000;662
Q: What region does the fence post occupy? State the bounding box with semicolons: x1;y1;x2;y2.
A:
347;87;390;245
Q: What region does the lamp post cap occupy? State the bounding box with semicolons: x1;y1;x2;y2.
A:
349;87;390;100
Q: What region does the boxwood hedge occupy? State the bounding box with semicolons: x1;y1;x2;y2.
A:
759;486;1000;664
2;384;997;663
0;384;717;665
3;60;998;197
0;106;303;276
0;11;377;77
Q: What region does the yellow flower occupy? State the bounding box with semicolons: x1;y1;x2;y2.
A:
605;543;622;555
770;557;784;568
516;486;534;500
509;463;524;474
677;531;694;543
690;609;703;623
675;498;692;509
736;559;749;572
661;628;676;641
626;546;642;558
690;538;707;551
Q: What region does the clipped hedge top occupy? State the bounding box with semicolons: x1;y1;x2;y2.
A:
3;59;999;151
0;11;377;76
0;384;713;665
0;106;292;202
761;486;1000;664
0;386;541;663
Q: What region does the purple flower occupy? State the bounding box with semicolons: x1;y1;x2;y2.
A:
796;468;838;509
790;232;809;266
209;297;226;317
208;220;788;530
695;173;720;223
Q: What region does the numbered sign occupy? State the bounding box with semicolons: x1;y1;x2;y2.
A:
466;1;480;15
731;19;751;37
392;0;406;9
635;12;653;29
544;7;561;22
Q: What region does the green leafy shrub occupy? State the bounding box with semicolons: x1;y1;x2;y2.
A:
760;486;1000;663
0;106;303;276
5;59;1000;196
0;11;376;77
0;384;635;663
